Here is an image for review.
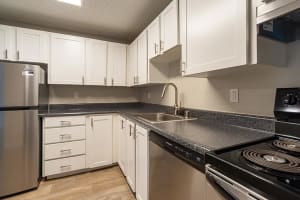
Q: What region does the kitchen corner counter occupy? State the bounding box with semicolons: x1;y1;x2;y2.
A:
39;103;275;156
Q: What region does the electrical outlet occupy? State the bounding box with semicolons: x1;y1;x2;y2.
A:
230;89;239;103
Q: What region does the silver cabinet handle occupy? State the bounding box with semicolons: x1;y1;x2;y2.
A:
160;40;164;52
91;117;94;128
129;125;132;136
82;76;85;85
60;134;72;141
121;120;124;129
112;78;114;86
60;149;72;155
133;76;136;85
181;62;186;74
154;43;158;55
136;76;139;84
60;165;72;171
17;50;20;60
60;121;71;126
4;49;8;59
104;77;107;86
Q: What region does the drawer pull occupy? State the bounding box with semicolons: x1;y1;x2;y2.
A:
60;149;72;155
60;134;72;141
60;121;71;126
60;165;72;171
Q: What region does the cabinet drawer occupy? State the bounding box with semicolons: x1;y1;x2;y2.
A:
44;116;86;128
44;140;86;160
44;155;86;176
44;126;85;144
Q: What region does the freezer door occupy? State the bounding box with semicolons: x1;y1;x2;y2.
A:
0;62;40;107
0;110;39;197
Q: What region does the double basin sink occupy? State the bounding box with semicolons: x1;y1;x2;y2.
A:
135;113;196;124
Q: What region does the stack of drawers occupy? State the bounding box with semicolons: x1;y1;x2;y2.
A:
43;116;86;177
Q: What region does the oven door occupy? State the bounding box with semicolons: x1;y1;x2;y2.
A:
205;165;268;200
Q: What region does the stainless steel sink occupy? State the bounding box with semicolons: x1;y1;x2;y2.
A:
135;113;196;124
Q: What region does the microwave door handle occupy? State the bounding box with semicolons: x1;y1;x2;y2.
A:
206;172;235;200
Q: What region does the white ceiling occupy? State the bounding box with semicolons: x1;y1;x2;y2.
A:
0;0;171;43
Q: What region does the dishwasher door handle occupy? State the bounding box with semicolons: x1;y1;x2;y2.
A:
206;171;235;200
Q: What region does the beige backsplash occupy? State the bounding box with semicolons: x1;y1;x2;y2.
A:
49;85;139;104
139;40;300;117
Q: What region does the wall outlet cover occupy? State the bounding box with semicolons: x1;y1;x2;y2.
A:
230;89;239;103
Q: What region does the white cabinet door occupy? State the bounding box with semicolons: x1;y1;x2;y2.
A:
147;17;160;59
118;116;127;175
86;115;113;169
16;28;49;63
136;125;148;200
0;25;15;60
126;120;136;192
137;31;148;85
160;0;179;53
127;40;138;87
107;42;127;86
49;33;85;85
85;39;107;86
182;0;248;75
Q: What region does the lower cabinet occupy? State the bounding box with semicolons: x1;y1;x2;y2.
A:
42;115;113;178
126;120;136;192
135;125;149;200
86;115;113;168
118;116;127;175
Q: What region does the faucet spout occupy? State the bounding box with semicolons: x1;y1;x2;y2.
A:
161;83;179;115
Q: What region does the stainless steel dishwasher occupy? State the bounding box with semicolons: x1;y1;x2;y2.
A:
149;131;206;200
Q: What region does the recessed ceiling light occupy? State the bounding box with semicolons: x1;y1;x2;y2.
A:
57;0;82;7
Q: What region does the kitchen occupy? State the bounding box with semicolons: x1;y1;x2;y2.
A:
0;0;299;200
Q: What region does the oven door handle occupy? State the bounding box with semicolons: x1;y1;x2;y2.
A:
206;171;235;200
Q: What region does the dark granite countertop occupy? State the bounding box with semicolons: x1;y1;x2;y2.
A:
39;103;275;155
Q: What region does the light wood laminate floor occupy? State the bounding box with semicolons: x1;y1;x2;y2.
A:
5;166;136;200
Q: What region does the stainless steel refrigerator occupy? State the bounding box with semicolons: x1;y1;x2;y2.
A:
0;61;48;197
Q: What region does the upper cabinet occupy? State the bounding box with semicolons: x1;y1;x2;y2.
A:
16;28;49;63
127;40;138;87
85;39;108;86
49;33;85;85
0;25;16;60
147;18;160;59
107;42;127;86
137;31;148;85
148;0;179;61
180;0;249;76
160;0;179;53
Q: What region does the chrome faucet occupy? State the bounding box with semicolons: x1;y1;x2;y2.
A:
161;83;180;115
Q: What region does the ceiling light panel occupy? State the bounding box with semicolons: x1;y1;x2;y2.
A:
57;0;82;7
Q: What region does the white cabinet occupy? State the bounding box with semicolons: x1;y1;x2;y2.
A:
16;28;49;63
147;17;160;60
49;33;85;85
180;0;249;76
0;25;16;60
127;40;138;87
85;39;107;86
147;0;179;61
137;31;148;85
86;115;113;168
160;0;179;53
42;116;86;177
118;116;127;174
107;42;127;86
135;125;149;200
126;120;136;192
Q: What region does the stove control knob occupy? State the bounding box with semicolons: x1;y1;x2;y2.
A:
283;94;298;105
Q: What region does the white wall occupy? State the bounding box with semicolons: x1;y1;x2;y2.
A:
49;85;139;104
139;40;300;117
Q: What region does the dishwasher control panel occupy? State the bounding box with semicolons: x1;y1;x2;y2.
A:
149;131;205;172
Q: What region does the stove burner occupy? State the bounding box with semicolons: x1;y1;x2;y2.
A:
263;155;287;164
273;139;300;153
242;149;300;174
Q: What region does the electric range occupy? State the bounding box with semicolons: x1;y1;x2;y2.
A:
206;88;300;200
